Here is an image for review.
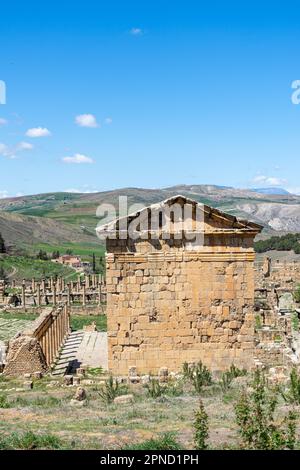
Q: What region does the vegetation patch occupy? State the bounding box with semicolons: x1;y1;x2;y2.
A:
70;314;107;332
254;233;300;254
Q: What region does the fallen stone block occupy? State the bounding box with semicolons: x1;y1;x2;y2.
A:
113;394;134;404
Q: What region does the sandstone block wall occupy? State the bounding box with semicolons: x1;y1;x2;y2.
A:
4;335;47;377
106;235;257;375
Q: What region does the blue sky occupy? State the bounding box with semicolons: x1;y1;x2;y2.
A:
1;0;300;197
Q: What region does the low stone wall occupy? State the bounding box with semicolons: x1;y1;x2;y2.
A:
4;303;70;377
70;304;106;316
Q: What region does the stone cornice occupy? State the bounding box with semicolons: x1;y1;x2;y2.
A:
106;251;255;264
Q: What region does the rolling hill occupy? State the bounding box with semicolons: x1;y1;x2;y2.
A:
1;185;300;253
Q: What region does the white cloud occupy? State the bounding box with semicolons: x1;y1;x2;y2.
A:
130;27;143;35
17;141;34;151
252;175;287;186
0;118;7;126
64;188;99;193
75;114;98;128
286;187;300;195
104;117;112;124
0;190;9;199
25;127;51;137
62;153;94;164
0;141;34;159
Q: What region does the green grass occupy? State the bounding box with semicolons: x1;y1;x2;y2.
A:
0;311;38;321
0;256;77;280
121;432;182;450
0;431;64;450
70;314;107;331
34;242;105;260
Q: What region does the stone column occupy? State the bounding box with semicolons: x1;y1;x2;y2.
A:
37;282;41;307
0;280;5;304
82;282;86;306
11;279;16;288
85;275;90;289
41;278;46;293
98;281;102;306
31;278;36;292
53;283;57;306
22;282;26;307
67;283;71;306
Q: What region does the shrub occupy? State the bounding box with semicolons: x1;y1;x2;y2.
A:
183;361;212;394
0;394;10;409
291;312;300;331
220;372;233;392
193;400;209;450
145;378;164;398
220;364;247;393
235;369;297;450
294;285;300;304
122;432;181;450
97;375;119;404
282;367;300;404
255;314;262;330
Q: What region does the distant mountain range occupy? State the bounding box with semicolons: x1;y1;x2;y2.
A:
252;187;291;195
0;184;300;250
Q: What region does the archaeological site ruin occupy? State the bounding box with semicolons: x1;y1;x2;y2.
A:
1;195;300;382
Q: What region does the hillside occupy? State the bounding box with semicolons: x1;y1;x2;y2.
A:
0;210;100;254
1;185;300;251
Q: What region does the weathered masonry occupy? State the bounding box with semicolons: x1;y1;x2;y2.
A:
97;195;262;375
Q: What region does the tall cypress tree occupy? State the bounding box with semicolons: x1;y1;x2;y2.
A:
0;232;5;254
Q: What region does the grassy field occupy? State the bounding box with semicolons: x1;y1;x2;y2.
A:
33;242;105;261
70;314;107;332
0;369;299;450
0;256;77;281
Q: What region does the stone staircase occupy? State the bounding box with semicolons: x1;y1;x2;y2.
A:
51;331;84;376
51;330;108;376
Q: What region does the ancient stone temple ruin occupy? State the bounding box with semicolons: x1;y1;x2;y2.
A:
97;195;262;375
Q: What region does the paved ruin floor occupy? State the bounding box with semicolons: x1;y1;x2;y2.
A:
53;331;108;375
76;331;108;369
0;317;33;342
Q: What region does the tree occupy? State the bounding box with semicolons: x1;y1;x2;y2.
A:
52;250;60;259
36;250;48;261
92;253;96;273
0;232;6;254
0;265;7;282
193;400;209;450
235;369;297;450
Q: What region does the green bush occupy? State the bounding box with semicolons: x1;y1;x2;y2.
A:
193;400;209;450
235;370;297;450
219;364;247;392
145;378;164;398
282;367;300;404
0;394;10;409
291;312;300;331
294;285;300;304
97;375;120;404
183;361;212;394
